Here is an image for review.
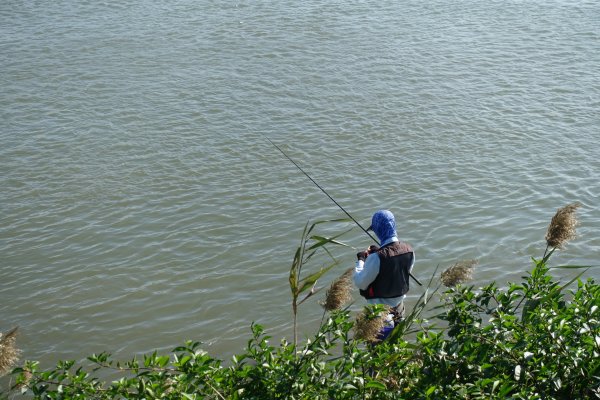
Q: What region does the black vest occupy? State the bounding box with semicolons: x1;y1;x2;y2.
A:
359;241;414;299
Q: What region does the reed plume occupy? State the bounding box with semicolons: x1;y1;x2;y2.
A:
441;260;477;288
354;306;389;343
545;203;580;249
321;268;353;312
0;327;20;377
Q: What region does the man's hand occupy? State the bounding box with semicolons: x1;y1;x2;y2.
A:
356;250;369;261
357;245;379;261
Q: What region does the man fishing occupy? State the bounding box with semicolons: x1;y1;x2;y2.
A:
264;135;421;300
353;210;415;340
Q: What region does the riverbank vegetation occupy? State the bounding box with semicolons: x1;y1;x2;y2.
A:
2;203;599;399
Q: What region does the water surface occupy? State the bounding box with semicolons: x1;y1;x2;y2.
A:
1;0;599;367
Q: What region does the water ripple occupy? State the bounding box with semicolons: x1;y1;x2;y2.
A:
1;0;599;367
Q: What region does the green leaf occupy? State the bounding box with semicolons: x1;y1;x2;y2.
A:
558;269;588;291
426;385;436;396
178;355;192;366
307;231;351;251
303;249;319;264
521;298;541;323
298;286;325;306
157;355;170;367
365;381;386;390
541;247;556;264
550;264;598;269
492;380;500;394
498;383;515;397
307;236;340;250
309;218;351;230
289;247;302;295
298;262;338;293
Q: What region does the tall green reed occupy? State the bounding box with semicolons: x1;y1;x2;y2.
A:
288;218;351;347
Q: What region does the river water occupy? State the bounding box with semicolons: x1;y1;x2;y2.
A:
1;0;599;369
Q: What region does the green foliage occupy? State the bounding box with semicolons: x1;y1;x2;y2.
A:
425;258;599;399
3;218;600;399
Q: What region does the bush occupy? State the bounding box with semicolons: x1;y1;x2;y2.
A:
4;263;599;399
418;261;599;399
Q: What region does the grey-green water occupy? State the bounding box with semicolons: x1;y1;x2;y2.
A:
1;0;599;369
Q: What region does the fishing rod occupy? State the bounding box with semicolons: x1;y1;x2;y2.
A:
265;136;422;287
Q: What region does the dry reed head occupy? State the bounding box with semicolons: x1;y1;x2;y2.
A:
545;203;580;249
0;327;20;377
441;260;477;288
321;268;353;311
354;306;389;343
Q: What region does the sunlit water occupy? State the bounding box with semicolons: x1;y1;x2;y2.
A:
1;0;599;372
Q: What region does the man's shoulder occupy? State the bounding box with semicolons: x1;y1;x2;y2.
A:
378;241;413;256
